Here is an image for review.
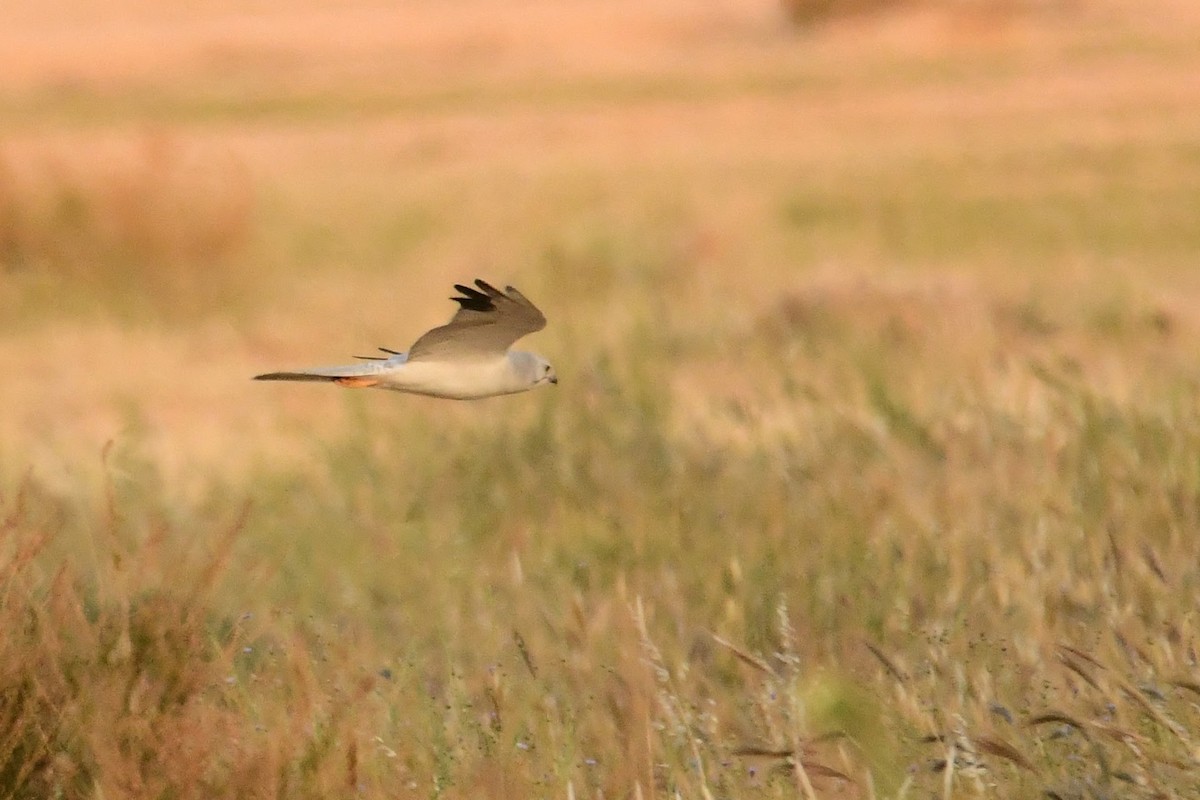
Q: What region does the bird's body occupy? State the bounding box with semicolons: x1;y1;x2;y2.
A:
254;281;556;399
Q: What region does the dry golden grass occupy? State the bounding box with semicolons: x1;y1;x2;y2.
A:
0;134;253;322
3;0;1200;797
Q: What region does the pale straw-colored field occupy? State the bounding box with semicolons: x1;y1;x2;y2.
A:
3;1;1200;797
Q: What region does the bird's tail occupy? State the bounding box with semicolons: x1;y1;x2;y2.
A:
254;363;386;388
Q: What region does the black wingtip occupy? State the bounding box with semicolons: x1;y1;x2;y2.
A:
451;281;494;312
474;279;504;297
356;347;403;360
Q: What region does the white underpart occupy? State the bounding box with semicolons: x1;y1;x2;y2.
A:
255;281;552;399
258;350;546;399
373;352;530;399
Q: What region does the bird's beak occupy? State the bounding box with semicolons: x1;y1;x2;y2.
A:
549;375;558;385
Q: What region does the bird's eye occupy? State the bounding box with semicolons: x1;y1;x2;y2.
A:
544;365;551;374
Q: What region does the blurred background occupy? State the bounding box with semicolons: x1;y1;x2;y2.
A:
3;0;1200;797
4;0;1196;479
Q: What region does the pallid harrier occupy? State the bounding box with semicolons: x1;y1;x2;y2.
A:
254;280;556;399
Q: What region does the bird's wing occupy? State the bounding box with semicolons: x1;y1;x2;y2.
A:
406;279;546;362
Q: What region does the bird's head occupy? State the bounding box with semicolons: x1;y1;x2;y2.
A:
533;354;558;387
511;350;558;390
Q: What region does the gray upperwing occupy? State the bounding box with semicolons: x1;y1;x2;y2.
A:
407;280;546;362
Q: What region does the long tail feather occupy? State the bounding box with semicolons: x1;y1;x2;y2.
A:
254;361;396;382
254;371;341;382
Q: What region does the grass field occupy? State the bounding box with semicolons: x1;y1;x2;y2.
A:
4;0;1200;797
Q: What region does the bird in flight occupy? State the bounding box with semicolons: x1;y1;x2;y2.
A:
254;280;556;400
